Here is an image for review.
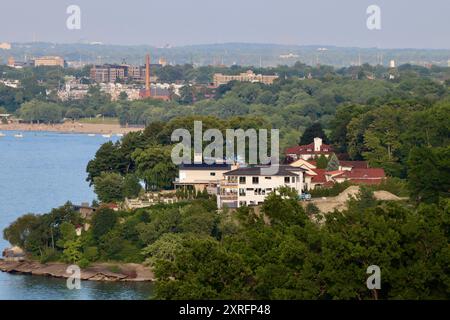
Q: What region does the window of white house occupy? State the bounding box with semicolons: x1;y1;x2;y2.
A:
284;177;290;183
252;177;259;184
265;177;271;180
239;177;246;184
210;172;216;176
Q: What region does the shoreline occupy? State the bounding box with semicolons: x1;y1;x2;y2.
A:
0;122;144;135
0;259;155;282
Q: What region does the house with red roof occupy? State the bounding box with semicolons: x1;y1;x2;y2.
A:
330;168;386;185
285;137;334;161
338;161;369;171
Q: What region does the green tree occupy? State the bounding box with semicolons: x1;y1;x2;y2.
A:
326;153;340;171
316;154;328;169
300;122;328;145
123;174;142;199
91;208;117;240
407;146;450;204
93;172;125;203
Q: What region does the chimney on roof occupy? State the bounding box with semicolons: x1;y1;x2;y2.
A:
314;137;322;152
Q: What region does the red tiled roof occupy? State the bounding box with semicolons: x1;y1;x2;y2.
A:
333;168;385;180
285;143;333;155
310;169;327;183
326;170;345;176
339;161;369;169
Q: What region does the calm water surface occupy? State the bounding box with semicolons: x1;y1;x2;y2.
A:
0;131;153;300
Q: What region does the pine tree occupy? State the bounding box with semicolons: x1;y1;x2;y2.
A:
326;153;340;171
300;123;328;145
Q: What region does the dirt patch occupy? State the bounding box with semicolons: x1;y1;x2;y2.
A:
303;186;406;213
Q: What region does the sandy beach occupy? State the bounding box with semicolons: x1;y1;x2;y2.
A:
0;122;144;135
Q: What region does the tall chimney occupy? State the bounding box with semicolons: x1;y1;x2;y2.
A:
145;54;151;97
314;137;322;152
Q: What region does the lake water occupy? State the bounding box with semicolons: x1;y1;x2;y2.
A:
0;131;154;300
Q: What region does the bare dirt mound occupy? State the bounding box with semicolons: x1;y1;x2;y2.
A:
306;186;405;213
373;190;402;201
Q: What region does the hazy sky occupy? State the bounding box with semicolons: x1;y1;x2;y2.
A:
1;0;449;48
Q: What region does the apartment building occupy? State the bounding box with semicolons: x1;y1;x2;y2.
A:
90;64;128;83
218;165;306;208
90;63;160;84
34;56;65;68
213;70;279;87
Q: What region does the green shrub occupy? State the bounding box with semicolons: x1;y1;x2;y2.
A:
83;246;99;262
78;258;90;269
39;247;61;263
370;177;409;197
310;181;353;198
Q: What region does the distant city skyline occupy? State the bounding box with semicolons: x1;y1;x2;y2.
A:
1;0;449;49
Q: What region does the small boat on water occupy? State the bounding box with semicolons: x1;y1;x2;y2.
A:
14;133;24;138
116;133;124;137
102;134;112;138
88;134;96;137
0;132;5;137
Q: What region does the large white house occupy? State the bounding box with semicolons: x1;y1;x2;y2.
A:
174;163;234;194
217;165;306;208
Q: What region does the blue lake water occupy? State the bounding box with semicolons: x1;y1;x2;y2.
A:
0;131;153;300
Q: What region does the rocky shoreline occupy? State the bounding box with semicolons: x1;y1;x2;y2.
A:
0;259;155;282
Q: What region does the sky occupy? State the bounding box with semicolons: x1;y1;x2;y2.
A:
0;0;449;49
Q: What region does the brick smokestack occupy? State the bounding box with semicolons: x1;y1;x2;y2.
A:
145;54;151;97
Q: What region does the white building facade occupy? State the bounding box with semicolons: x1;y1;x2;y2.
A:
218;166;305;208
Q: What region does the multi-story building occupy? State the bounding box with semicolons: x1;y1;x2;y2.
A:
174;163;234;194
90;64;128;83
213;70;279;87
34;56;65;68
90;63;160;84
218;165;306;208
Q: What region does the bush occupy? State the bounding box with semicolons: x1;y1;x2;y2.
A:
39;247;61;263
83;246;99;262
310;181;353;198
370;177;409;197
78;258;90;269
